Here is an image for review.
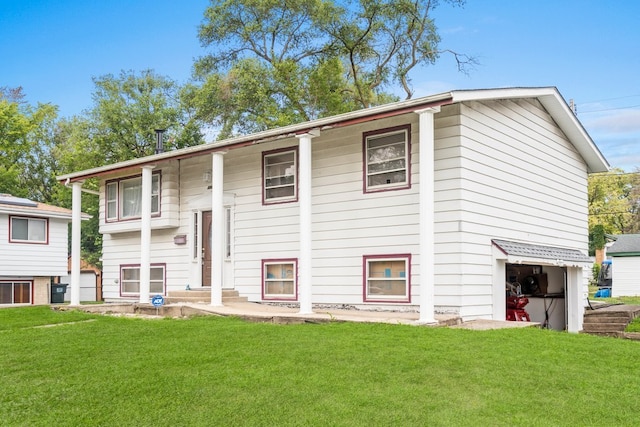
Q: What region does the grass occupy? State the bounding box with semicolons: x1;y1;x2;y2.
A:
2;306;640;426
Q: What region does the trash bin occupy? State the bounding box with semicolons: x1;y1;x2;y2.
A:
51;283;68;303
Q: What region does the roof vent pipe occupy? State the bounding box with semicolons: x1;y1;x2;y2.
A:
155;129;166;154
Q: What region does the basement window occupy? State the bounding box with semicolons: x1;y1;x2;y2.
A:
262;259;297;300
364;254;411;303
120;264;165;296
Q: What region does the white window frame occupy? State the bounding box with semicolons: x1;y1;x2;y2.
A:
364;125;411;192
363;254;411;303
262;259;297;300
9;216;48;244
263;148;298;204
106;173;160;221
120;264;165;296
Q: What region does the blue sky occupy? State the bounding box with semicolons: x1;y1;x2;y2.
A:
1;0;639;171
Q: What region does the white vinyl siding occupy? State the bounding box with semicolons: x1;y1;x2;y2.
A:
0;214;69;276
433;100;589;318
97;96;591;323
611;257;640;297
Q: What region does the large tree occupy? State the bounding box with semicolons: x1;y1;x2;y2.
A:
88;69;205;164
0;95;59;200
587;169;640;254
195;0;472;138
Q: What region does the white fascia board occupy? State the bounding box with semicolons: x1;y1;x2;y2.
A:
0;207;88;220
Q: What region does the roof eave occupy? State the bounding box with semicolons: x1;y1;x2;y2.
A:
57;92;454;183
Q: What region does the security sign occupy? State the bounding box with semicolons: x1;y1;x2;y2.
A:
151;295;165;307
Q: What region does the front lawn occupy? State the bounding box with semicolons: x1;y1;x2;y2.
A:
1;306;639;426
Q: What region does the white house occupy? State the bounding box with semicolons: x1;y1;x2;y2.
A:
608;234;640;297
0;194;74;305
58;87;609;332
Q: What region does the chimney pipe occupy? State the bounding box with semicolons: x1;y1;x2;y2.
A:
155;129;166;154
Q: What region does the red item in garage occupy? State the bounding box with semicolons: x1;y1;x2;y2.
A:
506;295;531;322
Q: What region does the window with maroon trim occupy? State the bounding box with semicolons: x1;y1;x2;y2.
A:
120;264;165;296
0;281;31;304
106;172;160;221
9;216;48;244
364;254;411;303
262;259;297;300
363;125;411;192
263;148;297;204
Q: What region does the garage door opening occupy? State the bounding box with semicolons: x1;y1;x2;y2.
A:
506;263;566;330
493;239;592;333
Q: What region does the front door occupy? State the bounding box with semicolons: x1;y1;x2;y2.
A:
202;211;212;287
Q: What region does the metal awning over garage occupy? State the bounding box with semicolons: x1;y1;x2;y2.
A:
492;239;592;267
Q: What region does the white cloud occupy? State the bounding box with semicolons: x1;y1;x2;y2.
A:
581;109;640;135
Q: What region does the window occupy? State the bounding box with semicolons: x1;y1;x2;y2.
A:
106;173;160;221
9;216;48;244
262;259;297;300
263;148;297;203
364;255;411;302
120;264;165;296
364;125;411;192
0;281;31;304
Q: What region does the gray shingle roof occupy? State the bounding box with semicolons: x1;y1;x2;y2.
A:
492;239;591;263
608;234;640;256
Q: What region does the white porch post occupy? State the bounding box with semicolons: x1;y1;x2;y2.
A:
70;181;83;306
210;151;225;306
297;130;319;314
416;107;440;324
139;165;154;304
565;267;584;333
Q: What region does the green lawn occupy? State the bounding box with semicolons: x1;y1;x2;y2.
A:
2;306;639;426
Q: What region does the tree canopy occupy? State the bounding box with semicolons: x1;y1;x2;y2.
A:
194;0;473;138
588;169;640;253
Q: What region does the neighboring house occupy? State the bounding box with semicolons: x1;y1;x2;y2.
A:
0;194;74;305
58;87;609;332
59;257;102;302
607;234;640;297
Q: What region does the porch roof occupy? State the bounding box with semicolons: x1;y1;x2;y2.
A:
492;239;592;266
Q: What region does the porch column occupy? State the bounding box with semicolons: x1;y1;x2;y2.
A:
210;151;225;306
565;266;584;333
70;181;83;306
297;130;320;314
139;165;155;304
415;107;440;324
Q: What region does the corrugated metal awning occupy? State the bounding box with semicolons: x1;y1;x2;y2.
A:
492;239;591;266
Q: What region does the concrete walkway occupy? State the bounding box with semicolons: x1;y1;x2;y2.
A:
74;301;540;330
